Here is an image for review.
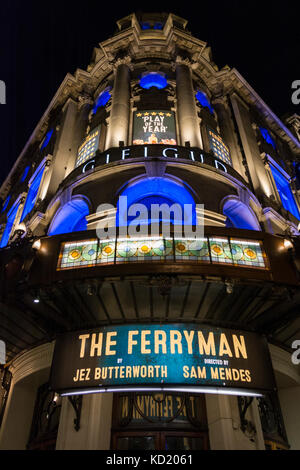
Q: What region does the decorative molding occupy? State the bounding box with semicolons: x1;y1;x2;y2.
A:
8;342;55;385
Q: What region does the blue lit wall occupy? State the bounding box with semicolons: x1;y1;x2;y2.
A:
0;202;20;248
117;177;197;226
21;166;45;221
223;199;261;231
48;198;89;235
140;73;167;90
270;165;300;219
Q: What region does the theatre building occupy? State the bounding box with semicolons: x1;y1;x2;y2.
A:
1;12;300;451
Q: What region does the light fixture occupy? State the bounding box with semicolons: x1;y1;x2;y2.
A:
32;239;41;251
87;284;96;296
60;386;263;398
14;222;26;238
33;291;40;303
283;239;293;250
225;279;234;294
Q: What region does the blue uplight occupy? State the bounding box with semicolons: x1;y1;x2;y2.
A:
1;195;11;213
41;129;53;150
21;166;45;221
93;89;111;114
20;166;30;183
140;73;167;90
0;202;20;248
223;199;261;231
260;127;276;150
48;198;89;235
116;177;196;226
270;165;300;220
141;22;150;30
195;91;214;114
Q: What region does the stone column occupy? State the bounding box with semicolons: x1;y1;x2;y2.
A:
278;386;300;450
64;94;93;177
230;93;273;200
0;343;54;450
206;394;264;450
176;60;202;148
43;98;81;200
212;96;245;178
105;60;131;149
56;392;113;450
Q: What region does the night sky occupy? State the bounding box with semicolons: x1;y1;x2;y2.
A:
0;0;299;187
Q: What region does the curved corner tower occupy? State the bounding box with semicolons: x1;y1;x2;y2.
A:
0;13;300;451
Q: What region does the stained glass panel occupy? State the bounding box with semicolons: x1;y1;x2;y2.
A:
57;239;98;270
57;236;268;270
208;237;233;265
229;239;267;268
175;238;210;262
97;240;116;265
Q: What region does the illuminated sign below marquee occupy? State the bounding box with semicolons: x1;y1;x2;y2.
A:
50;324;276;397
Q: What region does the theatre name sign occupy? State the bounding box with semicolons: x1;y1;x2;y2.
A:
50;324;276;396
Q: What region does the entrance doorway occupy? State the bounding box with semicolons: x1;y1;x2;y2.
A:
112;431;209;450
111;392;209;450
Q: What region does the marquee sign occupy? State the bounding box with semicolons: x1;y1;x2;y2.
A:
61;144;247;187
50;324;276;396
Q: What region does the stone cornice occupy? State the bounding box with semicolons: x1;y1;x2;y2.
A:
269;343;300;385
8;342;55;385
229;69;300;152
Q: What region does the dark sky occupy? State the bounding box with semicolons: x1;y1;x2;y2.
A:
0;0;299;187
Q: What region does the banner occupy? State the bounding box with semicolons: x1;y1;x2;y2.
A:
133;110;176;145
50;324;276;396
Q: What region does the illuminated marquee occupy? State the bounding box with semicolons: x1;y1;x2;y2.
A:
50;324;276;396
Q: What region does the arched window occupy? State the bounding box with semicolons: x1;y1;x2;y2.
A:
195;90;214;114
1;195;11;213
259;127;276;150
93;88;112;114
41;129;54;150
20;166;30;183
140;73;167;90
0;200;21;248
21;165;45;221
270;164;300;219
223;199;261;231
116;177;197;227
48;198;90;236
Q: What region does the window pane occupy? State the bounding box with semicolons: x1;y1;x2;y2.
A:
270;165;300;219
117;436;155;450
165;436;204;450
